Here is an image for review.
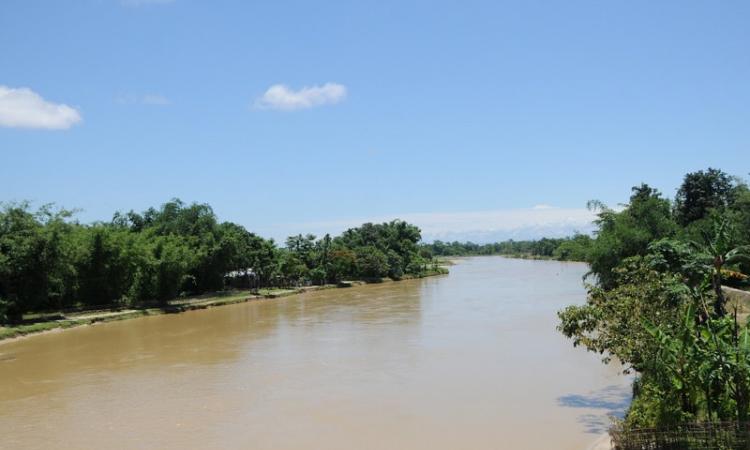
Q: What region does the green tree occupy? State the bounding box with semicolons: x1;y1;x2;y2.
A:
675;168;738;226
328;248;356;282
587;184;678;288
0;203;76;321
354;246;388;279
153;235;193;303
558;257;691;372
278;251;308;286
286;234;317;269
553;234;592;261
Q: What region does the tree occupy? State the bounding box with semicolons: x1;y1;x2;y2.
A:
386;249;404;279
354;246;389;279
0;198;435;321
336;220;424;280
152;235;193;302
0;203;76;322
285;234;317;269
558;257;692;372
675;168;738;226
645;238;707;287
278;251;308;286
586;185;678;288
249;238;278;287
77;227;130;306
553;234;592;261
328;248;356;282
725;184;750;274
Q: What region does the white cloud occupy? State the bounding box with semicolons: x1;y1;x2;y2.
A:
0;85;82;130
254;83;347;111
258;206;598;244
116;93;170;106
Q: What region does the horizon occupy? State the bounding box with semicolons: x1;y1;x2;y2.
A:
3;168;743;243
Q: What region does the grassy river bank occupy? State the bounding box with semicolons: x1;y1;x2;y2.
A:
0;268;448;343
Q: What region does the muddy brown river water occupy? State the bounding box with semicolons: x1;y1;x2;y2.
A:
0;257;629;450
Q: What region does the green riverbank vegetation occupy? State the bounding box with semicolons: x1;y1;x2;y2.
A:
0;199;445;329
420;234;593;262
558;168;750;431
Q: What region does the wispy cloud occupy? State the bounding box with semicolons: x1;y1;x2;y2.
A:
142;94;170;105
116;93;171;106
254;83;347;111
257;206;597;243
0;85;82;130
120;0;175;6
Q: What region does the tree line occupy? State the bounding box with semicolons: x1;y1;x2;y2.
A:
558;168;750;429
0;199;437;324
421;234;593;261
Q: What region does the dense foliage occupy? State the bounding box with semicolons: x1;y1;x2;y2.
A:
558;168;750;430
0;199;435;324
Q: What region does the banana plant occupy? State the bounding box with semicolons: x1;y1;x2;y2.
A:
691;218;750;317
644;294;750;423
645;304;703;418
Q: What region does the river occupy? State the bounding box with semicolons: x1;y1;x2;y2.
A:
0;257;629;450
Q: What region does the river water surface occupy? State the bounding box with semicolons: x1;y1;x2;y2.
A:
0;257;629;450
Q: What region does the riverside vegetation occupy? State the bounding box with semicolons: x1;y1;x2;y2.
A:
0;200;445;334
421;234;593;262
4;166;750;440
556;167;750;436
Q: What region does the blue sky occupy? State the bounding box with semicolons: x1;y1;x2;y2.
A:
1;0;748;242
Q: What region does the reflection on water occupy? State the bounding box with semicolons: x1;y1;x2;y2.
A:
558;385;632;434
0;257;629;450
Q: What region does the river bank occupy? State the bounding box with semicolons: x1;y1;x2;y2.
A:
0;268;448;343
587;434;613;450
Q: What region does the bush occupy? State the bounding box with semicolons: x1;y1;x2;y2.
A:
309;267;327;285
